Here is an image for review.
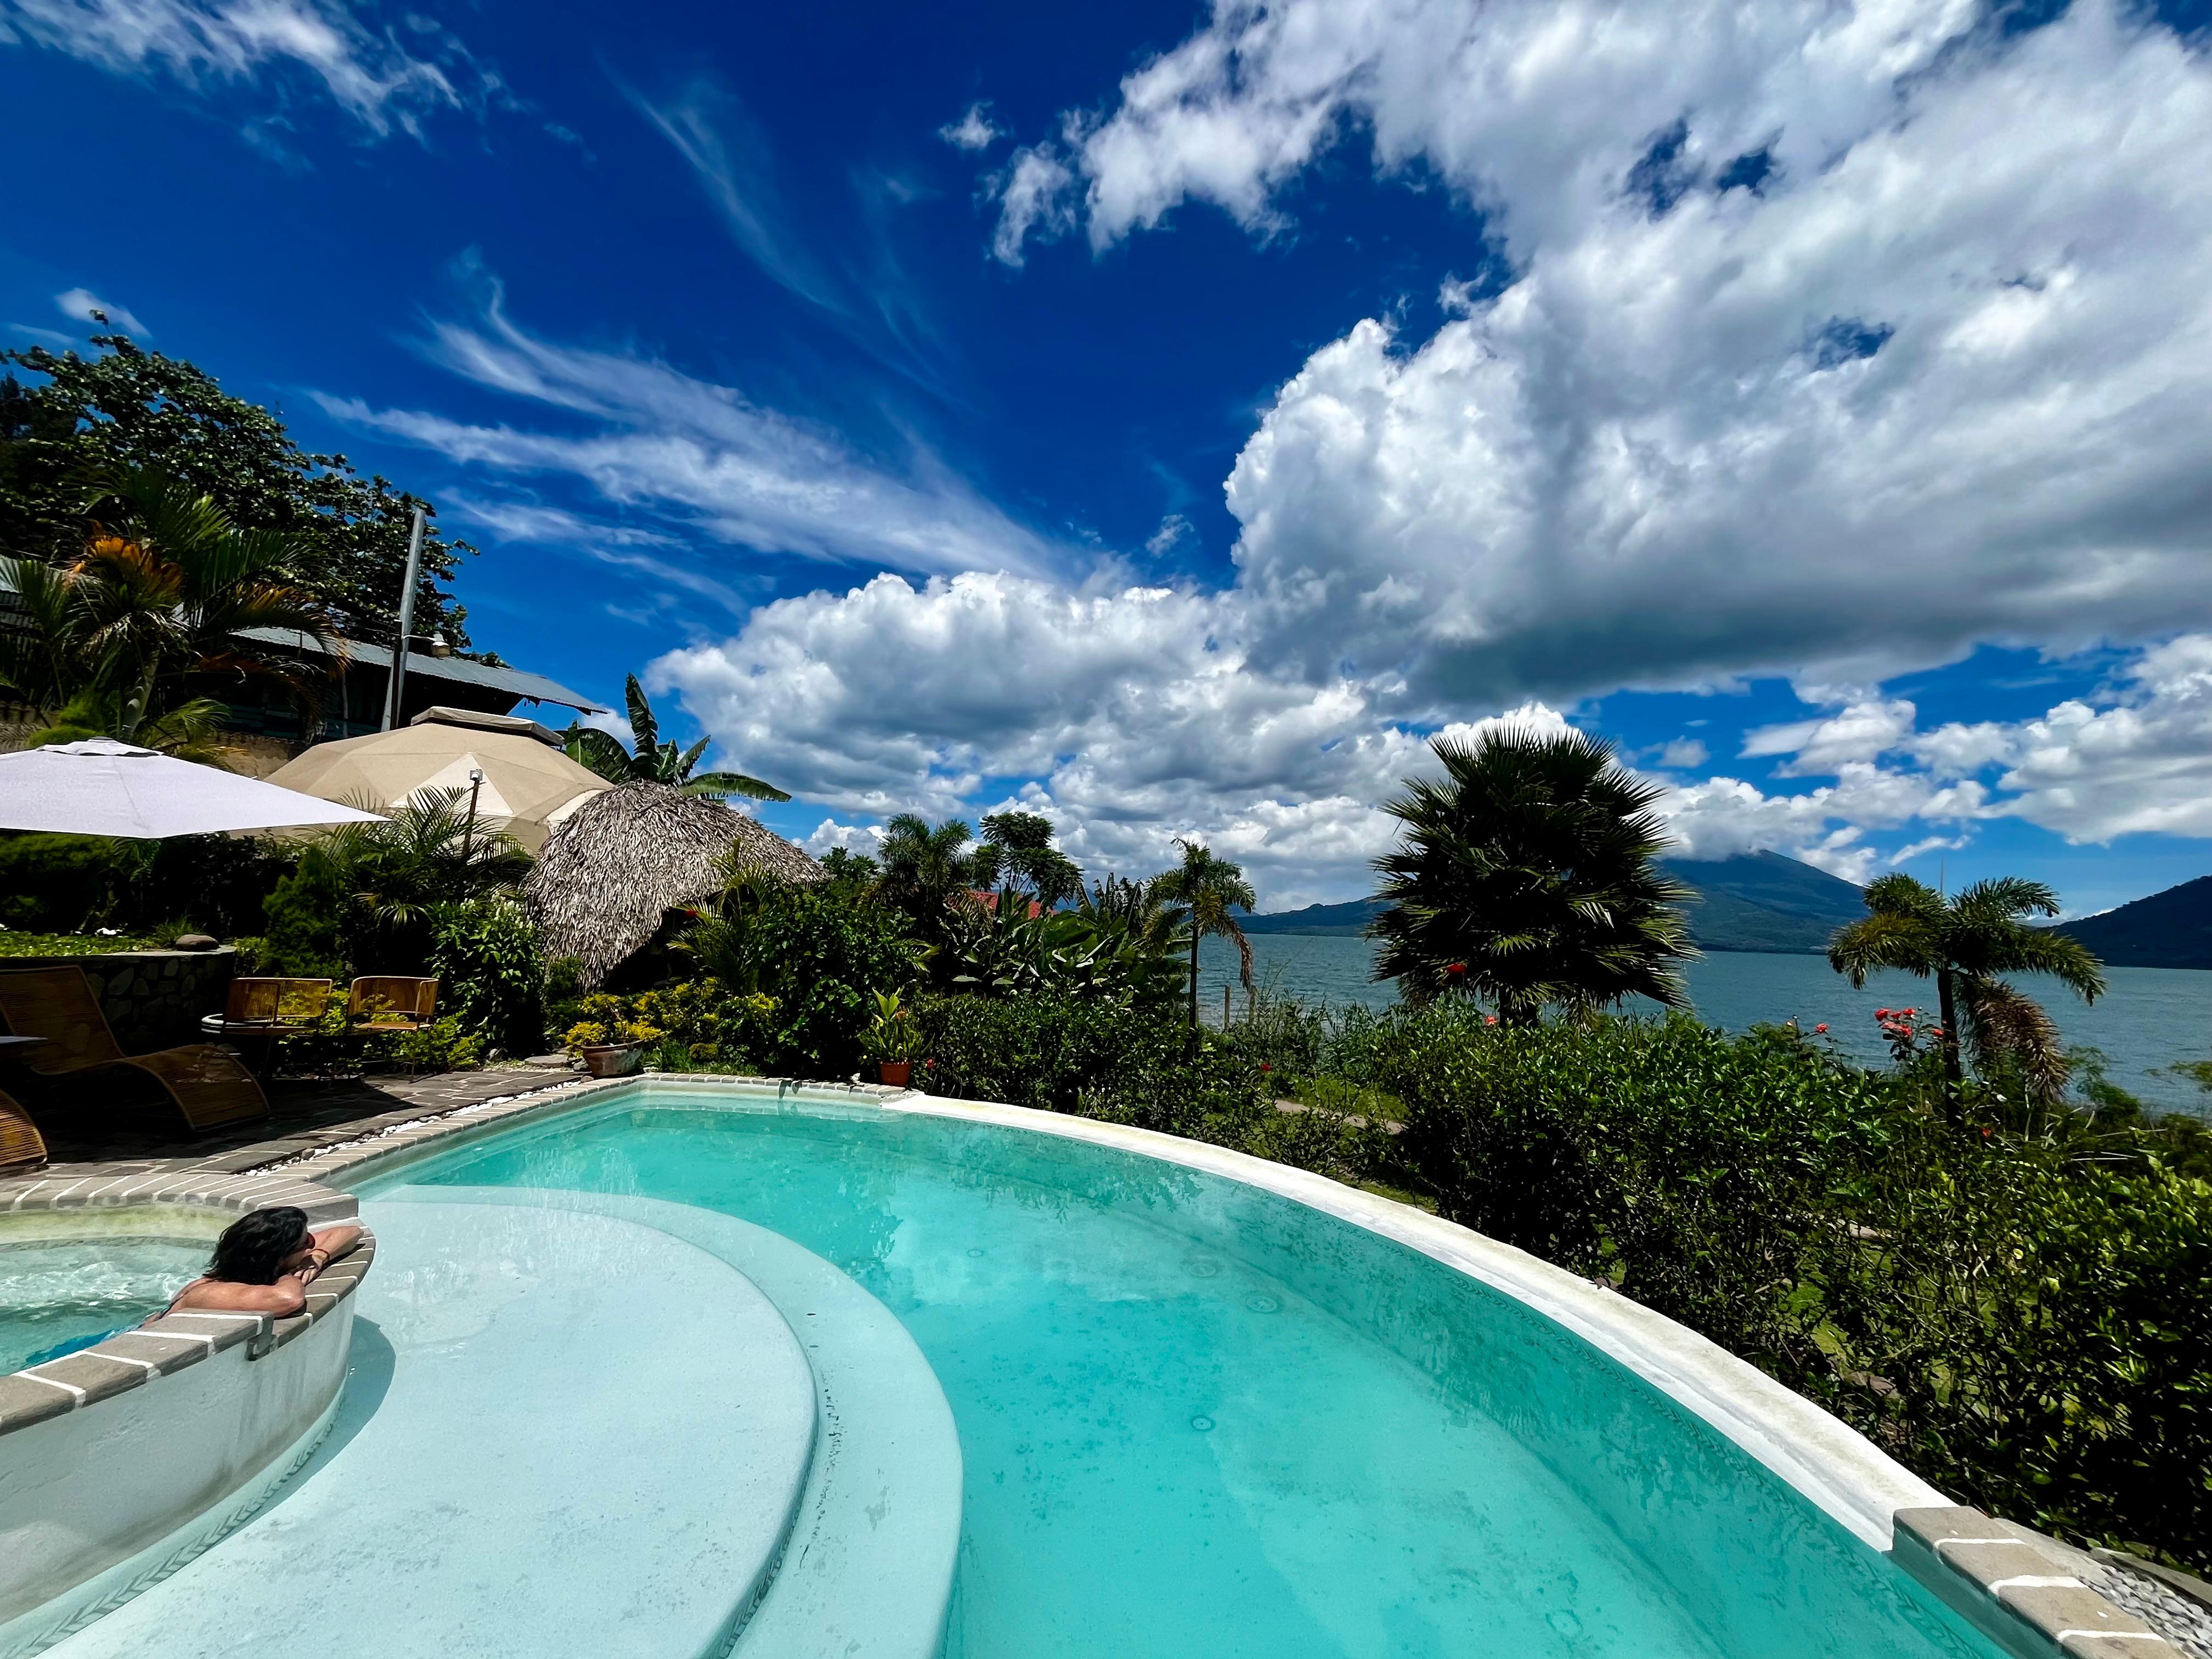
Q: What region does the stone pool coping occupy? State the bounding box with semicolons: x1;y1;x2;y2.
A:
0;1161;374;1441
10;1069;2187;1659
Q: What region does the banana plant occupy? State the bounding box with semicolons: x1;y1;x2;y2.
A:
561;675;789;802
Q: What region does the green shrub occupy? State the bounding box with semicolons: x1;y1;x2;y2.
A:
259;848;351;979
1371;1006;2212;1568
707;884;922;1077
428;894;544;1056
912;993;1387;1181
0;834;119;930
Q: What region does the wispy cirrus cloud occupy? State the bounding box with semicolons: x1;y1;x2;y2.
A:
625;77;847;317
0;0;481;136
317;286;1063;582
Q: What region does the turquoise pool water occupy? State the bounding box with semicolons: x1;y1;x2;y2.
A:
356;1093;2007;1659
0;1240;203;1374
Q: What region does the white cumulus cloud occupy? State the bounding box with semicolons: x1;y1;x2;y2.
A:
992;0;2212;711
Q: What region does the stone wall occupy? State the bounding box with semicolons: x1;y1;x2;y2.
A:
1;949;238;1053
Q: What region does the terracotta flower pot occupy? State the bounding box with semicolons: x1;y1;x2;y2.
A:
878;1060;913;1088
582;1042;645;1079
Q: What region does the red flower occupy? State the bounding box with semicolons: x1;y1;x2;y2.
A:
1483;1014;1498;1026
1814;1024;1828;1035
1445;961;1468;978
1259;1061;1273;1073
1876;1008;1892;1019
924;1058;936;1070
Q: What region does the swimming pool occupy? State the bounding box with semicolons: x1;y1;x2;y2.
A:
0;1239;204;1374
368;1088;2004;1659
27;1084;2023;1658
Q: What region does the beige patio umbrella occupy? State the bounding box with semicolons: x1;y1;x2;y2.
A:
266;707;612;855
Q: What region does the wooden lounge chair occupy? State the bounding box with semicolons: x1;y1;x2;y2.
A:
0;966;269;1132
0;1086;46;1176
347;977;439;1033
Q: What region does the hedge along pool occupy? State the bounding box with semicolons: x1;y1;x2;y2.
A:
346;1086;2009;1659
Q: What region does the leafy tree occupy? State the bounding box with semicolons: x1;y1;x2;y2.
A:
1;333;472;645
1150;838;1256;1029
815;846;881;902
972;810;1084;909
1828;874;2106;1103
1369;727;1697;1022
0;465;342;746
560;675;788;801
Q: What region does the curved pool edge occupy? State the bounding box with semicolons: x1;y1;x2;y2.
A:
262;1071;2174;1659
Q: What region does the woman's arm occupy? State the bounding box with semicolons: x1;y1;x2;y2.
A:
299;1224;364;1275
170;1276;309;1317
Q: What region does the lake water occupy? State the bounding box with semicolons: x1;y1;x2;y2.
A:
1198;934;2212;1116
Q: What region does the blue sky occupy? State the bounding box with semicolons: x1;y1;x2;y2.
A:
6;0;2212;912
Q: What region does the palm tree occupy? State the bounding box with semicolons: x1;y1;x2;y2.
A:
1370;727;1697;1022
1150;838;1256;1029
1828;874;2106;1103
0;466;341;742
877;814;980;931
561;675;789;802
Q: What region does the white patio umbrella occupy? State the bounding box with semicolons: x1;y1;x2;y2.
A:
0;738;388;838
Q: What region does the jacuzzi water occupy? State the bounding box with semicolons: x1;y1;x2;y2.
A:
346;1093;2005;1659
0;1240;204;1374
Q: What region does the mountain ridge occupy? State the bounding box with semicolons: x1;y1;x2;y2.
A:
1242;850;1868;954
2053;876;2212;970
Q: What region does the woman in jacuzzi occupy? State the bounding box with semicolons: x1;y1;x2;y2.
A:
164;1206;364;1318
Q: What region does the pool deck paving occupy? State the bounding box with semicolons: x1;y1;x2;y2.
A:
5;1056;586;1179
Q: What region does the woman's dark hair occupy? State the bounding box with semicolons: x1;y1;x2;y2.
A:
208;1206;310;1285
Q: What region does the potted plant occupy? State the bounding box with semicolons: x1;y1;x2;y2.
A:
564;1013;658;1078
860;989;921;1088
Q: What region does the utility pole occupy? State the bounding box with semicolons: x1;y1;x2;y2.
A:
382;507;426;731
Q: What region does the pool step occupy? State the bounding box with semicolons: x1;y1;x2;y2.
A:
402;1187;964;1659
46;1200;820;1659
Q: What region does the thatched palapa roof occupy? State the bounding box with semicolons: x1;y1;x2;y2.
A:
525;782;821;989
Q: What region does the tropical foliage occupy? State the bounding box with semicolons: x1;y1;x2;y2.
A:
877;812;986;940
262;789;529;977
561;675;787;802
1;332;470;644
1149;838;1256;1028
1;466;342;748
675;862;920;1075
1370;726;1697;1020
1828;873;2106;1103
936;887;1186;1009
